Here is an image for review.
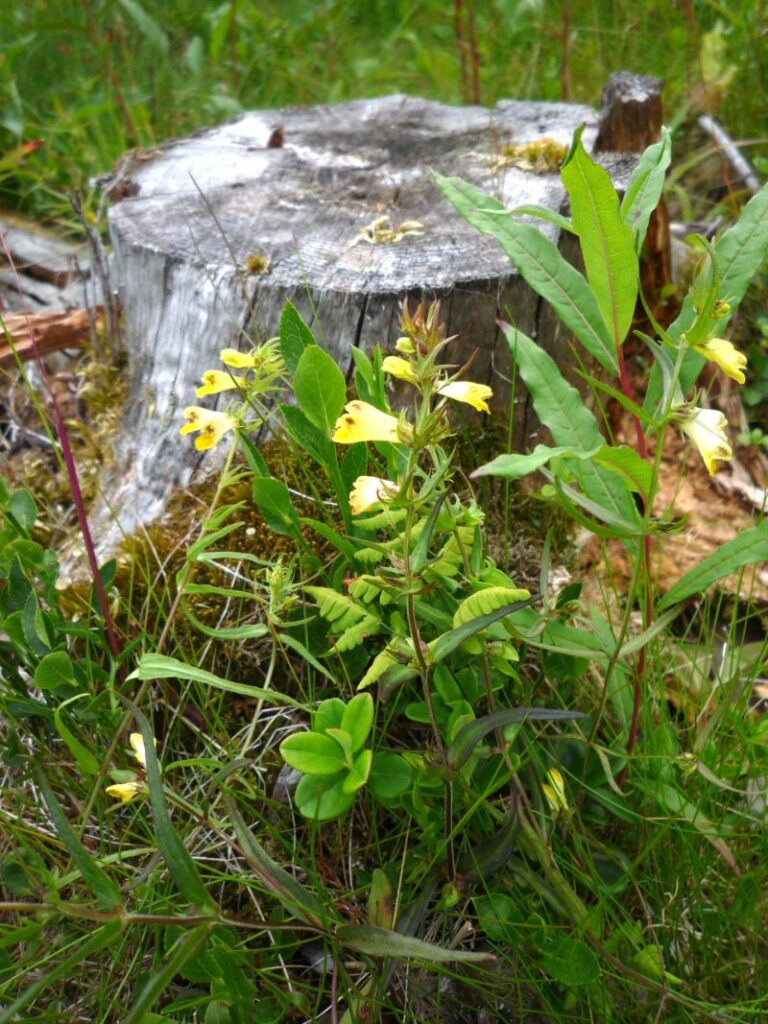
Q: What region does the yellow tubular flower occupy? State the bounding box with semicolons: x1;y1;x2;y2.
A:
692;337;747;384
679;407;732;475
332;401;412;444
219;348;257;368
105;780;145;804
196;370;249;397
349;475;398;515
542;767;568;817
437;380;493;413
180;406;238;451
128;732;157;770
382;355;419;383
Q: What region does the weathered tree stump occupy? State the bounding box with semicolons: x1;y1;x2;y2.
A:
97;92;640;549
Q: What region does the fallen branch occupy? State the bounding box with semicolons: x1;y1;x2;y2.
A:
0;307;100;368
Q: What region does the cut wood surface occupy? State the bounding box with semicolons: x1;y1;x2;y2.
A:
98;92;639;550
0;308;98;368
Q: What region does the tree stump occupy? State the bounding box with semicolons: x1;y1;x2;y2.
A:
97;93;639;550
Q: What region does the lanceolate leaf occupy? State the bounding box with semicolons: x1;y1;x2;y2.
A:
447;708;588;770
37;771;121;911
128;654;303;707
430;595;538;664
472;443;602;480
657;521;768;611
561;127;638;345
279;300;315;375
251;476;301;538
338;924;495;963
502;326;639;528
434;172;617;373
620;127;672;252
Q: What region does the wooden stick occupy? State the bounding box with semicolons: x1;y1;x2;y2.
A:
0;307;100;368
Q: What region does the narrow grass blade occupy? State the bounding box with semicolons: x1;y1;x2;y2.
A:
36;770;121;911
128;653;303;707
123;925;211;1024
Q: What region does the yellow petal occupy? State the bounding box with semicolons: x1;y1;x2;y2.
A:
196;370;248;397
382;355;419;383
437;380;492;413
693;337;747;384
543;767;568;815
105;780;145;804
349;475;398;515
128;732;158;769
180;407;238;450
220;348;257;368
332;401;412;444
679;407;732;475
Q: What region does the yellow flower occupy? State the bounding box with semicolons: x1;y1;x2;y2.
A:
105;780;146;804
180;406;238;451
349;475;398;515
128;732;157;769
382;355;419;383
679;407;732;475
437;380;492;413
692;337;747;384
219;348;257;368
542;767;568;817
332;401;412;444
196;369;249;397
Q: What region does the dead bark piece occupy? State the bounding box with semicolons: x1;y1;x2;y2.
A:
594;72;663;154
0;308;98;368
93;92;640;555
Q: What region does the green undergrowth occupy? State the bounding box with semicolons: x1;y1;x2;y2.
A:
2;75;768;1024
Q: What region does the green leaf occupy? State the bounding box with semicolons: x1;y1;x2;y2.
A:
117;0;170;53
0;922;121;1024
453;587;531;628
712;182;768;325
53;695;100;776
300;517;357;562
280;732;347;775
37;771;122;911
338;924;494;963
340;443;368;493
657;521;768;611
34;650;74;690
434;172;617;374
472;443;601;480
368;751;413;799
295;772;356;820
561;127;638;344
131;706;216;910
128;654;303;707
251;477;300;538
293;345;347;435
343;748;373;792
430;595;537;665
222;795;326;927
504;326;639;528
541;935;600;986
8;488;36;530
620;127;672;251
446;708;588;771
281;403;336;467
368;868;394;929
592;445;652;500
341;692;374;750
123;927;211;1024
279;301;315;375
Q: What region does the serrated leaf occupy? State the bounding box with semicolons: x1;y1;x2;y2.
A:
561;127;638;344
293;345;347;434
453;587;531;628
434;172;617;374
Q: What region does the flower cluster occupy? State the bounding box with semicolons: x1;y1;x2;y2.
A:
180;341;284;450
105;732;157;804
331;303;493;514
676;322;746;476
